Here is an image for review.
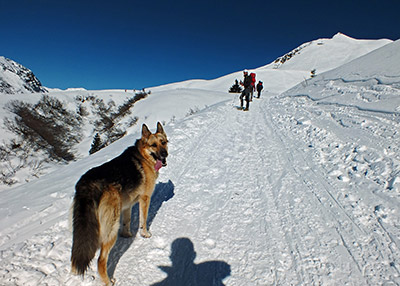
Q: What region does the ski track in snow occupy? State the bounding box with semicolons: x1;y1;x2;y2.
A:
1;92;400;285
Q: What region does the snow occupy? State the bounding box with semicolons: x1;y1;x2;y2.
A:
265;33;392;73
285;39;400;113
0;56;46;94
1;34;400;285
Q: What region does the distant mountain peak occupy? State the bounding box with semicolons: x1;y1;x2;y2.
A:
0;56;47;94
331;32;358;42
269;33;391;72
333;32;351;38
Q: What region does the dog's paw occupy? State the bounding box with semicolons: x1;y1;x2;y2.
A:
140;228;152;238
120;230;133;238
104;278;116;286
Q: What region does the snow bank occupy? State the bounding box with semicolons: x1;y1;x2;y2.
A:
284;39;400;113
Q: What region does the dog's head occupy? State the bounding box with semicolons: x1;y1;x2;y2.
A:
141;122;168;169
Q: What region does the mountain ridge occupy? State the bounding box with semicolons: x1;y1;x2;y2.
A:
0;56;47;94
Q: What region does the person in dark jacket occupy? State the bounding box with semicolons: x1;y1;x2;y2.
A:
239;70;252;111
256;81;263;98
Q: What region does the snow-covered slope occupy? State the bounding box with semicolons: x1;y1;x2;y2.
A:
266;32;392;73
0;88;232;190
284;38;400;113
151;33;392;94
151;68;309;95
0;56;47;94
1;34;399;285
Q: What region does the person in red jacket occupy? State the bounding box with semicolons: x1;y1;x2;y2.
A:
250;72;256;101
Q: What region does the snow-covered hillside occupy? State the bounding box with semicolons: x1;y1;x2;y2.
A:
0;56;47;94
285;38;400;113
153;33;391;94
1;34;399;285
267;32;392;73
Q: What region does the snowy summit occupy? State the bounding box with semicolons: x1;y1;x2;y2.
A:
0;33;400;285
0;56;47;94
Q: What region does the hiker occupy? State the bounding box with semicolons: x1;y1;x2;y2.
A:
239;69;252;111
250;72;256;101
256;81;263;98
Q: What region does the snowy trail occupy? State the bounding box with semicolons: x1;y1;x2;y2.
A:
113;94;400;285
267;94;400;285
1;93;400;285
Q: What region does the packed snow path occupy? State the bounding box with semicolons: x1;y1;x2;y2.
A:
1;93;400;285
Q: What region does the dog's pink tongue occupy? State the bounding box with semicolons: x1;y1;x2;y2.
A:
155;160;163;171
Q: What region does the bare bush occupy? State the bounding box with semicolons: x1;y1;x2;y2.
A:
0;139;48;186
88;91;148;154
4;95;82;162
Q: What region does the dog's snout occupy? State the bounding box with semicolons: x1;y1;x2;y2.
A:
161;149;168;158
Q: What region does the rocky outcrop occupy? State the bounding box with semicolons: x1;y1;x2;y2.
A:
0;56;47;94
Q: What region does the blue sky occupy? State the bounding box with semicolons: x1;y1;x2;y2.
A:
1;0;399;90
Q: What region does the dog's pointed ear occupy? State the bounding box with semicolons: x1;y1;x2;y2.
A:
156;122;165;135
142;124;151;138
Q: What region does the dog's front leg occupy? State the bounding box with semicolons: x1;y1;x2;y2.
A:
121;208;133;237
139;195;152;238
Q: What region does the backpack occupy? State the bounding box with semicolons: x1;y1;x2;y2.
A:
250;73;256;87
243;74;252;88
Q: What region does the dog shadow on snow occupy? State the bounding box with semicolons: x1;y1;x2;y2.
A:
107;180;175;278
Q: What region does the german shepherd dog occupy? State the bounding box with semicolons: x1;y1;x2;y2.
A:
71;122;168;285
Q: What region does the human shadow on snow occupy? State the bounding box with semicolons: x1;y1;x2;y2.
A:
107;180;175;279
151;237;231;286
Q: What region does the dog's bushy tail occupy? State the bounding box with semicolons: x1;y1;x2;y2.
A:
71;186;100;276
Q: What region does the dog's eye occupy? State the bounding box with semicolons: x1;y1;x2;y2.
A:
151;143;157;147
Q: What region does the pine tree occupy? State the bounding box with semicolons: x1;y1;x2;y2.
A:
89;133;103;155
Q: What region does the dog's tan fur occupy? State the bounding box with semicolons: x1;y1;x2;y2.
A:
71;122;168;285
